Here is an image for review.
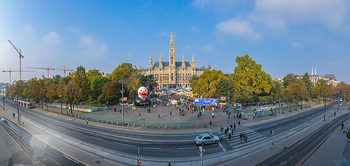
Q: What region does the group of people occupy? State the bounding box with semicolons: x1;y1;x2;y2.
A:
221;121;246;143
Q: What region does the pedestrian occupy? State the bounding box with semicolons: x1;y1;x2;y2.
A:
234;123;236;130
13;113;15;118
245;134;248;143
228;132;232;142
126;110;128;115
221;126;224;135
120;109;122;114
170;111;172;116
158;112;160;118
342;123;344;130
209;119;212;125
238;121;240;126
168;162;172;166
139;110;141;116
334;112;336;116
230;124;233;129
212;112;215;119
239;132;243;143
197;113;200;119
114;107;116;112
86;119;88;125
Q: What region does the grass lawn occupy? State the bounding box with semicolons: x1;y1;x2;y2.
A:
346;129;350;140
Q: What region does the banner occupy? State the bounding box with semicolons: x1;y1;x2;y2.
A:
193;98;218;105
121;97;127;102
220;97;226;101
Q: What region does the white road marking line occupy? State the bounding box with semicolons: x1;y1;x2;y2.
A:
218;142;227;152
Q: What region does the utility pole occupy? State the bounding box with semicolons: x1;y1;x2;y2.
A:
120;76;125;124
324;85;327;121
338;88;340;112
199;146;205;166
279;86;281;114
17;85;19;122
3;86;5;110
227;79;232;113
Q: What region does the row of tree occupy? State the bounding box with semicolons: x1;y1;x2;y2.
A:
6;63;157;114
189;54;350;106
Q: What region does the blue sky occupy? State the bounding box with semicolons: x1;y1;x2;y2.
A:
1;0;350;83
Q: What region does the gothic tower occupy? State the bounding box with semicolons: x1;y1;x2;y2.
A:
149;54;153;74
182;54;185;68
169;32;176;84
192;54;196;75
159;54;163;68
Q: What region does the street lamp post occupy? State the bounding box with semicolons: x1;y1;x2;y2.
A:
120;76;125;124
3;86;5;110
338;88;340;112
17;85;19;122
227;79;232;113
323;84;327;121
278;86;281;114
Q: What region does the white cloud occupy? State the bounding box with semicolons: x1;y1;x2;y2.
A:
193;0;240;12
79;35;96;47
42;31;60;45
82;43;109;57
216;18;261;41
252;0;348;30
192;26;197;31
154;31;168;37
202;44;214;51
290;42;303;48
122;53;133;59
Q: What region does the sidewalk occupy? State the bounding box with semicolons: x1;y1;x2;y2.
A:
301;116;350;166
218;105;349;166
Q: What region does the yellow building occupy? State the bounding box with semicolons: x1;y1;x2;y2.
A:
138;33;211;88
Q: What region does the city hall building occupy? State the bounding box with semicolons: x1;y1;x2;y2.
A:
138;33;211;88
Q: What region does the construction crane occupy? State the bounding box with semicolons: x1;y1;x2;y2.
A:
55;66;73;77
2;68;34;87
26;66;57;78
8;40;24;80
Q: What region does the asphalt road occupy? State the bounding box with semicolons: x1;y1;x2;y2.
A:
0;98;341;164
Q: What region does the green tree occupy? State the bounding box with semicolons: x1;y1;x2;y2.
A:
232;54;271;101
70;66;90;101
108;63;137;81
312;79;327;103
125;73;140;102
32;79;46;109
101;81;122;105
190;69;225;98
64;80;81;115
302;73;312;99
52;75;61;84
86;69;102;82
284;78;308;108
90;75;110;100
283;73;296;87
139;75;158;92
46;83;59;102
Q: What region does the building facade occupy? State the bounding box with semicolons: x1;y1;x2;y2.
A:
138;33;210;88
272;67;338;85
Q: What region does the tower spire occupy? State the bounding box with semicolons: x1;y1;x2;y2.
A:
169;32;175;67
192;54;196;68
149;54;153;69
315;67;317;75
182;54;185;68
159;54;163;68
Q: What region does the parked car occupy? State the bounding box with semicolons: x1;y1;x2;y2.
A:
195;133;220;145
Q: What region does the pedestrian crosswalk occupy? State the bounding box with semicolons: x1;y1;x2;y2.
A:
218;126;268;152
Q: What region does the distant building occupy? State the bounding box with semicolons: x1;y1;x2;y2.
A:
101;72;110;78
274;67;338;85
138;33;211;88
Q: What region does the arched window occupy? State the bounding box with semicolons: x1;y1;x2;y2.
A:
171;57;174;64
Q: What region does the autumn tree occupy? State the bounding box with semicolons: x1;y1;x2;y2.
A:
232;54;271;103
302;73;312;101
64;80;81;115
139;75;158;92
283;73;296;87
101;81;122;105
70;66;90;102
284;78;308;108
90;75;110;100
190;69;225;98
109;63;137;81
32;79;46;109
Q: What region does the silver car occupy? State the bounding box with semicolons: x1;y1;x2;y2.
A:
195;133;220;145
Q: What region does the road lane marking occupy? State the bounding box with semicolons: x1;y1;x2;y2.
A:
218;142;227;152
